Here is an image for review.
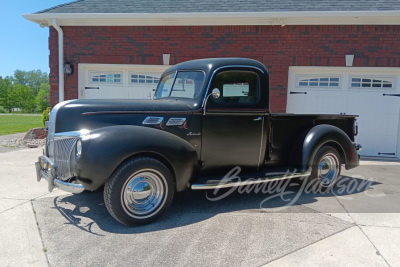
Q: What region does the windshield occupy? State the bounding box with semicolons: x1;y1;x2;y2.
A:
154;71;205;99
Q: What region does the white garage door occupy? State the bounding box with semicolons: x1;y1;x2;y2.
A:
78;64;169;100
287;67;400;158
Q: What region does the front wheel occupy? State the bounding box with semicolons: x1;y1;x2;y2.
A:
309;146;341;189
104;157;175;225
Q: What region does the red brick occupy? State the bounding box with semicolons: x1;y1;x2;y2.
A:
49;25;400;112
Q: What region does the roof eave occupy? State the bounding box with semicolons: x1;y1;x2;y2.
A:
23;11;400;27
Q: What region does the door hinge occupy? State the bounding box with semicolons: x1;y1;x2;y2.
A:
378;152;396;156
383;94;400;97
290;91;307;95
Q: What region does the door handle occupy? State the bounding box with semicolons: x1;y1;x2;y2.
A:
253;117;263;121
85;86;100;90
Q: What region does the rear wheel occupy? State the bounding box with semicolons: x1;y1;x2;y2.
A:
309;146;341;189
104;157;174;225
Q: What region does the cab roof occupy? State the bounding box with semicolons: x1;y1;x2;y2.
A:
163;58;268;76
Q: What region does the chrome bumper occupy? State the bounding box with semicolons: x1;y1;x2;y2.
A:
35;155;85;194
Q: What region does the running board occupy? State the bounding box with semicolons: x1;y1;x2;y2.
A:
191;170;311;190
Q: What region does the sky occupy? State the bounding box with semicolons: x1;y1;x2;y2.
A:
0;0;71;77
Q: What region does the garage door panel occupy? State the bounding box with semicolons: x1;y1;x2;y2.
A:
287;94;308;113
317;94;345;114
80;64;168;100
288;92;346;115
85;88;126;99
347;90;399;157
127;85;154;99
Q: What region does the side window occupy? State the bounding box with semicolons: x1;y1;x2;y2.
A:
209;70;259;106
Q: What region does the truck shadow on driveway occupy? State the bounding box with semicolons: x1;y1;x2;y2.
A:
52;176;381;235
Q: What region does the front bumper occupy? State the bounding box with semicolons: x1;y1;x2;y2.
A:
35;155;85;194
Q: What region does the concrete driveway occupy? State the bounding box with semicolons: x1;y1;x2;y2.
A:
1;148;400;267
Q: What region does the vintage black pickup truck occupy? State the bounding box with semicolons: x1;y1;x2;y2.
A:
36;58;361;225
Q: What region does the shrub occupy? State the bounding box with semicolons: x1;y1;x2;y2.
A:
42;107;50;127
0;105;7;113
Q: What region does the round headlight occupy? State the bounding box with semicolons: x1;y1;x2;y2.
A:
76;139;82;159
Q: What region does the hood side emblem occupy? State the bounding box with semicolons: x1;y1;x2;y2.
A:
142;116;164;125
166;118;186;126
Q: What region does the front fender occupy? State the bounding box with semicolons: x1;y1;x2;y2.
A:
76;125;198;191
301;124;359;171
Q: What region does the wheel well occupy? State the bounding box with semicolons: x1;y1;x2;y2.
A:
322;141;346;164
115;152;176;186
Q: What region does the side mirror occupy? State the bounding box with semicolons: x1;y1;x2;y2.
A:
203;88;221;115
211;88;220;99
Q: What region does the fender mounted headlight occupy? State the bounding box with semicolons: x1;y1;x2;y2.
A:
76;139;82;159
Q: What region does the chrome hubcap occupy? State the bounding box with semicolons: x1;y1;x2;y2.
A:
317;154;339;186
122;170;166;218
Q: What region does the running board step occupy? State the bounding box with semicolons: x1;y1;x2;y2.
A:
191;170;311;190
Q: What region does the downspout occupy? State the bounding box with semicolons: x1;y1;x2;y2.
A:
51;18;64;103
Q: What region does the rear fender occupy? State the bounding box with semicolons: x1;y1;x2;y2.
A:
300;124;359;171
76;125;198;192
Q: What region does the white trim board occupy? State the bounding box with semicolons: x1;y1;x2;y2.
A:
23;11;400;27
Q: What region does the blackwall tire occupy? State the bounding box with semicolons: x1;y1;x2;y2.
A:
104;157;174;225
309;146;341;189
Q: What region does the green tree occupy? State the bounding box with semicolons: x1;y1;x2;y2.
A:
35;83;50;112
12;70;48;95
9;84;35;113
0;76;12;112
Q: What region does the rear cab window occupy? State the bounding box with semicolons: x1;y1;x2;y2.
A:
208;70;260;107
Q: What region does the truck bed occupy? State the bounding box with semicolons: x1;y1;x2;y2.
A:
267;113;357;167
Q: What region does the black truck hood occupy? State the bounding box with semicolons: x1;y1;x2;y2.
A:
61;98;194;113
54;98;194;133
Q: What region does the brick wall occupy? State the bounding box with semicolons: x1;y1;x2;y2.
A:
49;25;400;112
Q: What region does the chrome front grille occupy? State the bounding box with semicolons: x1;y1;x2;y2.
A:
53;137;78;180
46;100;81;181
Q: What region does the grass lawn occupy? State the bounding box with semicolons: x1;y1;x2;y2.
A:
0;114;43;136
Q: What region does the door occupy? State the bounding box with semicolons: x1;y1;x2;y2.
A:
78;64;168;99
201;69;265;171
287;67;400;158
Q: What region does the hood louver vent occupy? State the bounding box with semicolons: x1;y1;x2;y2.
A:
142;116;164;125
166;118;186;126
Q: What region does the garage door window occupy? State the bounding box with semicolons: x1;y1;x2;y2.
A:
296;76;340;88
90;73;122;84
350;77;394;88
130;74;160;84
